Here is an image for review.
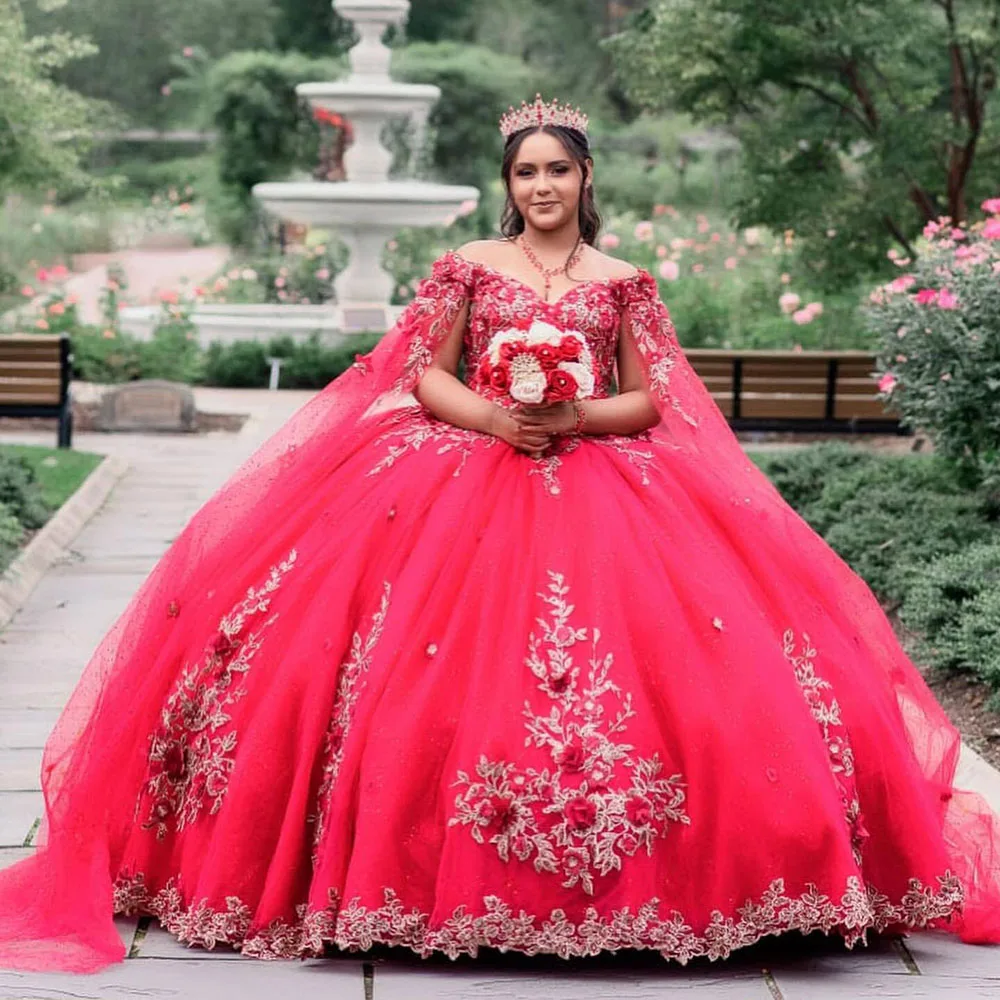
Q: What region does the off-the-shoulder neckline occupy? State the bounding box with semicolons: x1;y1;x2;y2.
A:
443;250;650;310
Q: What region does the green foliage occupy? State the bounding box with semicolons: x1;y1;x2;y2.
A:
23;0;278;124
608;0;1000;291
71;329;144;383
272;0;354;56
200;50;343;245
203;333;381;388
0;500;23;572
0;1;114;196
901;540;1000;699
750;442;879;513
755;448;996;608
0;451;51;530
863;203;1000;488
204;243;346;306
393;42;541;191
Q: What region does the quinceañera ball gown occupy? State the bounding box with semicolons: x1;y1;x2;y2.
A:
1;250;999;973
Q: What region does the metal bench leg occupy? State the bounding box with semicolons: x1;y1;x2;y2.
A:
58;406;73;449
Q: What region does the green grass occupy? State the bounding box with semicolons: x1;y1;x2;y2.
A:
0;444;103;509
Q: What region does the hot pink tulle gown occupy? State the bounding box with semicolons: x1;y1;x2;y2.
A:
1;249;999;972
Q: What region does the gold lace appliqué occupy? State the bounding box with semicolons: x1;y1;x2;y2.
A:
140;551;298;839
448;571;689;895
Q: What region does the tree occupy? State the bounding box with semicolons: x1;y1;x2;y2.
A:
608;0;1000;288
21;0;278;123
272;0;354;57
0;0;113;195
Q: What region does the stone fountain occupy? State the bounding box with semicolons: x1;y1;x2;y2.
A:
122;0;479;347
254;0;479;328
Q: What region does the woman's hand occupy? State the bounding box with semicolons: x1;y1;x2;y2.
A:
489;406;552;458
513;401;577;436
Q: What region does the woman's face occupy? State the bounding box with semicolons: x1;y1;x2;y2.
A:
508;130;590;235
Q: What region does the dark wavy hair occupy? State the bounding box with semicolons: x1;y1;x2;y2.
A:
499;125;602;248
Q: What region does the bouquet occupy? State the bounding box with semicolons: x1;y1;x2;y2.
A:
478;320;597;405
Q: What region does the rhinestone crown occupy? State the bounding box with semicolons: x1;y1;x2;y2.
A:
499;94;589;140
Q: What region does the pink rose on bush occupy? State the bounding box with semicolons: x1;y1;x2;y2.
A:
658;260;680;282
634;221;654;242
877;373;898;393
598;233;620;250
792;309;814;325
779;292;801;315
937;288;959;310
984;219;1000;240
914;288;939;305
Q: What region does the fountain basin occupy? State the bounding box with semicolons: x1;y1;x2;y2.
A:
119;301;406;346
253;180;479;227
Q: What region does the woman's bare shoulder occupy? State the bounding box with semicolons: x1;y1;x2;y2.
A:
454;239;511;267
587;247;640;280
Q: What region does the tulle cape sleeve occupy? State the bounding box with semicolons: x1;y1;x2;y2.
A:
617;269;1000;943
0;251;477;973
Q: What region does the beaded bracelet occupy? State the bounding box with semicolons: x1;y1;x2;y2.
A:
572;401;587;435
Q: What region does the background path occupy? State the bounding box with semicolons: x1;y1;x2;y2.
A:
1;388;999;997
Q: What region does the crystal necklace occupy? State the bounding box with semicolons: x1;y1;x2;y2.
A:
516;235;584;301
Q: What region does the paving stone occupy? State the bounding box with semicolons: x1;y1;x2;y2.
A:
0;791;42;847
0;848;31;870
0;957;362;999
0;748;42;791
902;930;1000;979
374;962;772;999
771;969;997;998
0;710;58;749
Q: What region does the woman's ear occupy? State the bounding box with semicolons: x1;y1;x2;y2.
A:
583;159;594;189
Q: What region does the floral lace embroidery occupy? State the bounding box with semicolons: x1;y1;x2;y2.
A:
448;571;689;895
782;630;868;865
617;274;699;429
309;583;392;861
139;552;298;839
527;438;580;496
113;869;964;962
600;432;656;485
367;408;497;478
390;254;473;393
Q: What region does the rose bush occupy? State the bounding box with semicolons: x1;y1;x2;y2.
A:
864;197;1000;487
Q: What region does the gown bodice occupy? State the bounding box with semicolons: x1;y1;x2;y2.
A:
439;252;651;407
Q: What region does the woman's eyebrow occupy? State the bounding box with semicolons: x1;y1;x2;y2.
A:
515;159;571;169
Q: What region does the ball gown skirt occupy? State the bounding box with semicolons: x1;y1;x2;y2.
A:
0;250;998;972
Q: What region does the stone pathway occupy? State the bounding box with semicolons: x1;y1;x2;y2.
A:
1;389;1000;997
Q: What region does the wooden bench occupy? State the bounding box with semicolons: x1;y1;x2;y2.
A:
684;349;905;434
0;335;73;447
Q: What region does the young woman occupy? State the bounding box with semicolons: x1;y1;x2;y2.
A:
1;96;999;973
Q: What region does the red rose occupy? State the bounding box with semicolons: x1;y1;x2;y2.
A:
558;338;582;361
490;364;511;392
478;356;492;379
546;369;578;402
486;795;516;831
209;631;237;658
564;795;596;831
535;344;560;369
549;672;570;693
626;795;654;828
499;341;519;362
163;744;187;781
557;742;586;773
